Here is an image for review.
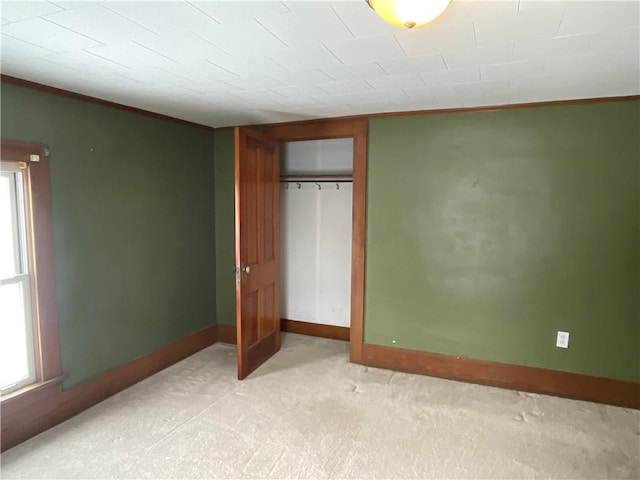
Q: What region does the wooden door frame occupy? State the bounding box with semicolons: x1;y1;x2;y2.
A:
262;118;367;364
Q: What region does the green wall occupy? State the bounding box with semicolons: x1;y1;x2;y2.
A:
211;101;639;381
1;82;217;387
213;129;236;325
366;101;640;381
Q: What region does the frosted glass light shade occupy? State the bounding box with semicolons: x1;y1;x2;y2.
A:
367;0;452;29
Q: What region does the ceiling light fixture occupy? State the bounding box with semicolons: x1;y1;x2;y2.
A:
366;0;452;29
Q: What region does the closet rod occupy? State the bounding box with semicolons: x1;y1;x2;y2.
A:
281;173;352;179
280;178;352;183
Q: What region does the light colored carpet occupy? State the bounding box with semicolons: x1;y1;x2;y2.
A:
1;333;638;479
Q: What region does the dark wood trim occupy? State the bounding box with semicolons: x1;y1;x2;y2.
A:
363;94;640;121
349;120;367;364
216;323;237;345
262;118;367;365
234;128;244;374
262;117;364;141
281;319;350;341
0;377;63;412
1;325;217;452
1;139;49;161
249;95;640;130
1;75;214;131
2;140;61;383
4;74;635;134
361;343;640;409
27;147;60;381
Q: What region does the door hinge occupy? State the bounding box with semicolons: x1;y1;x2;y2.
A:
17;161;27;169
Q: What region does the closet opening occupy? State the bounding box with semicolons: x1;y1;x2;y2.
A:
234;119;367;378
279;139;354;343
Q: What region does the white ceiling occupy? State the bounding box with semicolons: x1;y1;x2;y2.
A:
1;0;638;127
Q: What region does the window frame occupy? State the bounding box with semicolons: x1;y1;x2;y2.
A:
1;162;37;393
1;139;61;399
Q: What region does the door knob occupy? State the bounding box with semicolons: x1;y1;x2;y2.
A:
243;265;251;274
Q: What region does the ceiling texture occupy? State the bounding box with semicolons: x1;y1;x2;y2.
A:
1;0;638;127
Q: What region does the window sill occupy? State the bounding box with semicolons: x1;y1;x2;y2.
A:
1;377;63;417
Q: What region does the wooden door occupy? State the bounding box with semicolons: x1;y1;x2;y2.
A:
234;127;281;379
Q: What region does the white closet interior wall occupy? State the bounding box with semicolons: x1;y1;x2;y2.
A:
280;139;353;328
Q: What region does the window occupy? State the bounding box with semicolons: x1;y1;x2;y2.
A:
1;162;36;392
0;140;60;398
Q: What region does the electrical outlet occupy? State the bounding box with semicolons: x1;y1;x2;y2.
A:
556;331;569;348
